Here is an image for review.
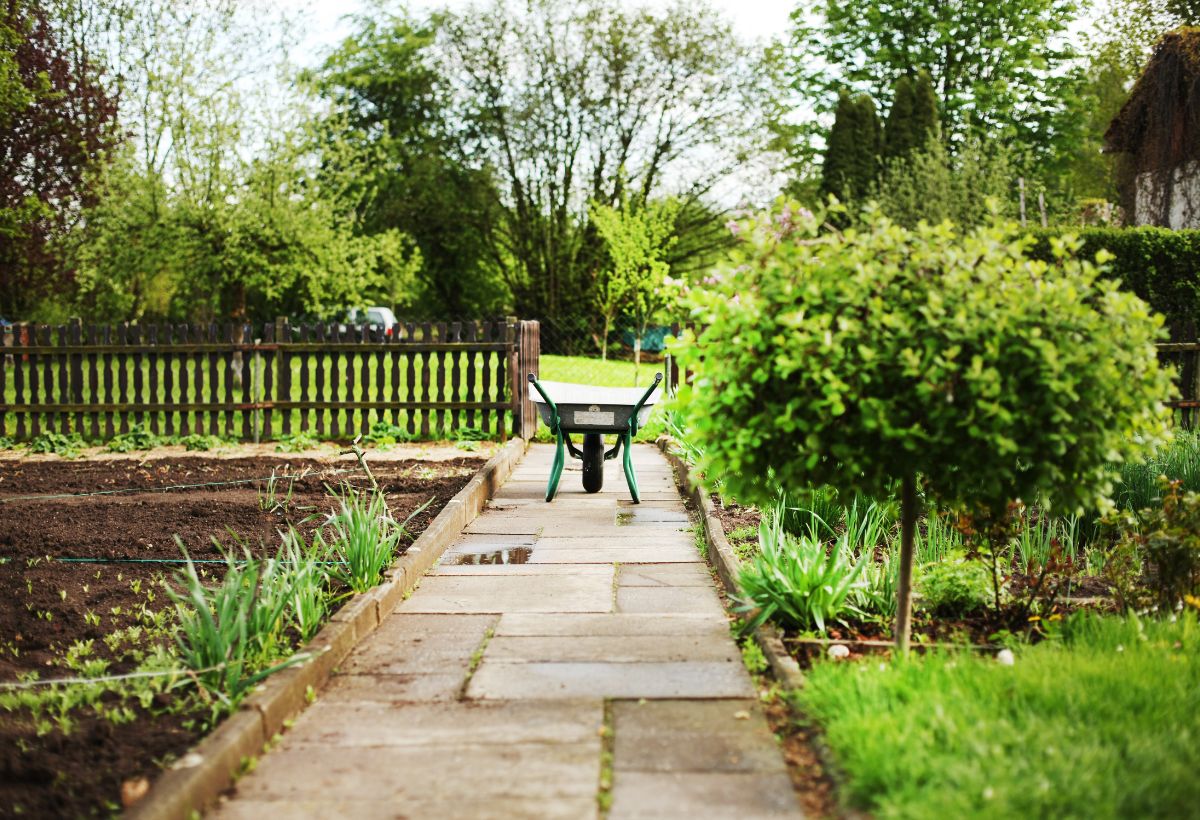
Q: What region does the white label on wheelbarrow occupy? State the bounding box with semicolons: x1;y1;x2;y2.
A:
574;408;615;426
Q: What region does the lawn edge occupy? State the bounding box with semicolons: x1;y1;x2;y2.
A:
126;436;529;820
656;435;806;691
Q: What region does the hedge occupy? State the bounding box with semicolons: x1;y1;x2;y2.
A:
1025;227;1200;341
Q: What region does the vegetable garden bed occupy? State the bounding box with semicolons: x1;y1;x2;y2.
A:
0;455;481;817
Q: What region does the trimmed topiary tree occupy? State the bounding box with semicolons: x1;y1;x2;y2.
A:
676;205;1175;651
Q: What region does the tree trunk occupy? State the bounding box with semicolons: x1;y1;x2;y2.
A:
633;333;643;386
894;473;919;655
601;315;611;361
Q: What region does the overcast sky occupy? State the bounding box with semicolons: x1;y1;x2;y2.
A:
288;0;797;66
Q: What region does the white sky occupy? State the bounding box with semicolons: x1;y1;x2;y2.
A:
288;0;797;66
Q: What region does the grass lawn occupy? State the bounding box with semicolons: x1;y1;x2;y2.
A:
538;353;666;387
796;612;1200;819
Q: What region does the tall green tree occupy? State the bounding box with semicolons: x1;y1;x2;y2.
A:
883;72;938;162
787;0;1079;178
821;91;879;203
589;195;679;370
309;12;506;317
65;0;417;323
437;0;765;327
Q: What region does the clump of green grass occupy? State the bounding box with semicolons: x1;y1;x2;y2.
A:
166;544;312;709
797;611;1200;818
322;487;431;594
1114;429;1200;512
736;496;869;634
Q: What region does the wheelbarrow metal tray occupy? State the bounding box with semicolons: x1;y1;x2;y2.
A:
528;381;658;432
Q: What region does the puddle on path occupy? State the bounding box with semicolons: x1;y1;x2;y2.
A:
454;547;534;565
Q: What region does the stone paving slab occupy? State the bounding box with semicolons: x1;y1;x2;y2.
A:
213;796;598;820
485;635;739;663
219;741;599;802
321;671;466;703
613;700;788;774
397;571;615;613
529;547;701;565
433;562;613;576
211;443;800;820
494;612;731;638
618;563;715;587
273;699;603;747
617;585;726;616
609;771;801;819
466;660;754;700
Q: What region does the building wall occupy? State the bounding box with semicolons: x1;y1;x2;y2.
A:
1134;160;1200;229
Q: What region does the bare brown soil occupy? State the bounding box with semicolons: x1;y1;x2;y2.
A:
0;456;481;819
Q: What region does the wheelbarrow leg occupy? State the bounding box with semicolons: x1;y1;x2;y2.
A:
546;425;565;502
622;430;640;503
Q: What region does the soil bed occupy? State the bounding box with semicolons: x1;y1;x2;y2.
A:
0;455;481;819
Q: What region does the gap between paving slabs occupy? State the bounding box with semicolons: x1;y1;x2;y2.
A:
126;437;530;820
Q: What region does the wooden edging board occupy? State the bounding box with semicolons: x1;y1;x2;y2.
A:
656;436;806;691
126;436;530;820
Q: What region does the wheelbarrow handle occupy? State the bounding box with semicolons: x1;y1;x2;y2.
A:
628;372;663;437
527;373;559;428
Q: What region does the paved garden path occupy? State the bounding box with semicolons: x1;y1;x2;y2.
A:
212;443;802;819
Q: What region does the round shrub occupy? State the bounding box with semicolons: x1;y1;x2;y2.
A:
676;205;1174;519
675;204;1175;648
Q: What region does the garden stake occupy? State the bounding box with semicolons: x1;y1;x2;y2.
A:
340;435;379;493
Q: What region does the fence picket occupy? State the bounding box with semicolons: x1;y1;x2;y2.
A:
1;319;535;444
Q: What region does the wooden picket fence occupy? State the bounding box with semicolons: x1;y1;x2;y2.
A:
0;318;541;442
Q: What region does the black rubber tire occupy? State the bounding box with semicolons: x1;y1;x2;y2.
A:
582;433;605;493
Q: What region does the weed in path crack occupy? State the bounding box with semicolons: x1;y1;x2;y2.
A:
597;700;615;816
458;623;496;699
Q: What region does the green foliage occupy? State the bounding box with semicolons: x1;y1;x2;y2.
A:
788;0;1079;161
736;497;869;634
1113;429;1200;512
882;71;939;162
436;0;763;328
796;612;1200;818
1119;478;1200;608
916;557;994;616
590;196;680;362
307;11;506;317
106;424;159;453
1024;227;1200;342
364;421;413;446
167;546;309;707
26;432;85;458
821;91;880;204
676;205;1174;521
275;431;320;453
0;435;14;449
322;487;428;594
877;134;1016;228
177;434;223;452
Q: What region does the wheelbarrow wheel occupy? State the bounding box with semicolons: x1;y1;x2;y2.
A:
582;433;605;493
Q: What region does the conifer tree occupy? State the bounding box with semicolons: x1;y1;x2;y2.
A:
821;90;880;203
884;71;939;162
821;90;859;201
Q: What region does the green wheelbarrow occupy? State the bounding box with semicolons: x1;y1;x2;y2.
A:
527;372;663;503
